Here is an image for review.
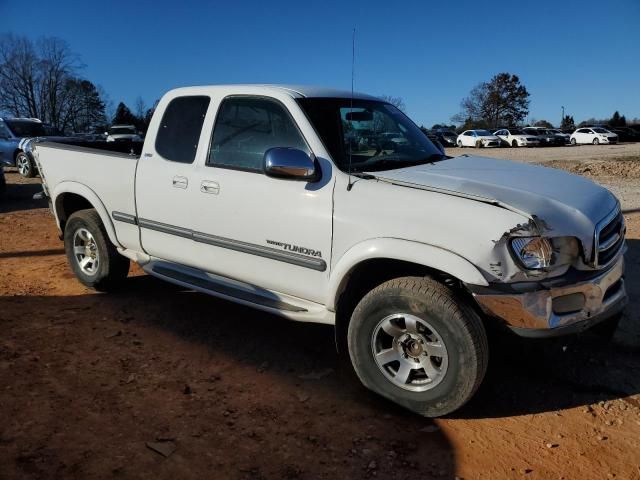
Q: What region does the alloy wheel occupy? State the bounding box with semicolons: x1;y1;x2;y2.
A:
370;313;449;392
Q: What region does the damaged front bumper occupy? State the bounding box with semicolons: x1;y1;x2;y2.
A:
469;255;627;337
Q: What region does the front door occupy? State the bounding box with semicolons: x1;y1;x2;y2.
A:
187;95;334;304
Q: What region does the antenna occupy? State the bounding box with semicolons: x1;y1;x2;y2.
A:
347;27;355;191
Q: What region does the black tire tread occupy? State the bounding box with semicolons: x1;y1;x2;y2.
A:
348;276;488;417
64;209;129;291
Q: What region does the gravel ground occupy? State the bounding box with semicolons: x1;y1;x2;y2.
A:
1;157;640;480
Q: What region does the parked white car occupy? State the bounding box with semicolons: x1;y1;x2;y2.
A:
30;85;627;417
456;130;501;148
493;128;540;147
570;127;618;145
106;125;142;143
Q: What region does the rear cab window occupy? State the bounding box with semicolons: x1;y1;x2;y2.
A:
155;96;211;163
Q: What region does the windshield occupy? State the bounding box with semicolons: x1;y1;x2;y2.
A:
592;128;609;133
109;127;136;135
474;130;492;136
508;128;524;134
297;98;445;172
5;120;46;138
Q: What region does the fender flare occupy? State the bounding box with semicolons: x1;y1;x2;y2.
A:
327;238;488;310
52;181;121;247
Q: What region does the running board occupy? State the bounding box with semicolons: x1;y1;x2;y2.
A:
148;264;307;313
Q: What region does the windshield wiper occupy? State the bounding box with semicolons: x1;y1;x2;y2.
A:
364;154;447;172
351;172;376;179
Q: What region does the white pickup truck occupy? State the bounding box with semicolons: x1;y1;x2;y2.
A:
30;85;627;417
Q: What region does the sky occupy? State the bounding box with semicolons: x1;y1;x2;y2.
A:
1;0;639;127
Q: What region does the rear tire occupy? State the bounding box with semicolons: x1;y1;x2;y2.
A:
64;209;130;291
593;138;599;145
15;152;35;178
347;276;488;417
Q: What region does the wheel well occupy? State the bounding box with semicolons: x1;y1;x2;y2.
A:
334;258;464;353
55;193;94;232
13;149;22;161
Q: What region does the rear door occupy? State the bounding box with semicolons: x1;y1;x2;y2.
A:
135;94;212;266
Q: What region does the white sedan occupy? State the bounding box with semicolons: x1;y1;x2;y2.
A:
570;127;618;145
456;129;501;148
493;128;540;147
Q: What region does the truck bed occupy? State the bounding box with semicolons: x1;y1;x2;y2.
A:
34;141;140;250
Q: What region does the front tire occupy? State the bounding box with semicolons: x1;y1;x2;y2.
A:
347;277;488;417
457;140;463;148
571;138;577;145
511;140;518;147
593;138;599;145
15;152;35;178
64;209;130;291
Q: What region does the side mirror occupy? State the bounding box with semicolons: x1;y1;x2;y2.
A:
263;147;318;181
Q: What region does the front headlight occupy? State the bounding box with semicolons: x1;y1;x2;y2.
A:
511;237;553;269
510;236;579;270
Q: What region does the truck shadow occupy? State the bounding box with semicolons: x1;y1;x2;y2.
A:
108;239;640;420
0;278;457;478
0;171;47;214
458;237;640;419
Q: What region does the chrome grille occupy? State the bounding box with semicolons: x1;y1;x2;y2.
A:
594;208;625;267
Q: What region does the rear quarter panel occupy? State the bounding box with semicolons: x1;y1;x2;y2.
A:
34;143;140;250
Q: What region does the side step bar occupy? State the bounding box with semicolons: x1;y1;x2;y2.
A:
150;264;307;313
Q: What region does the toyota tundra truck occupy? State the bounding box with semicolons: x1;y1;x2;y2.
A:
30;85;627;417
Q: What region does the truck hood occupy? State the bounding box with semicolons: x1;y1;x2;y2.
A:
367;155;618;256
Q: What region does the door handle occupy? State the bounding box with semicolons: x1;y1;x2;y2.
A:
200;180;220;195
172;176;188;189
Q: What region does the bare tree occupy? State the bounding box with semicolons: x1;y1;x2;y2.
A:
379;95;406;112
453;73;530;128
134;96;146;121
0;34;104;132
0;34;40;118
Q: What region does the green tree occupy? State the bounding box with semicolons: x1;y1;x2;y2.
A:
609;111;627;127
560;115;575;130
533;119;553;128
112;102;138;126
431;123;456;131
453;73;530;128
61;79;106;132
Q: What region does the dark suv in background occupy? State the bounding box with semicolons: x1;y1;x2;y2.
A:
523;127;565;146
0;117;48;177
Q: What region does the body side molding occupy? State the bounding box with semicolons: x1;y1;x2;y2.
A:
117;212;327;271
